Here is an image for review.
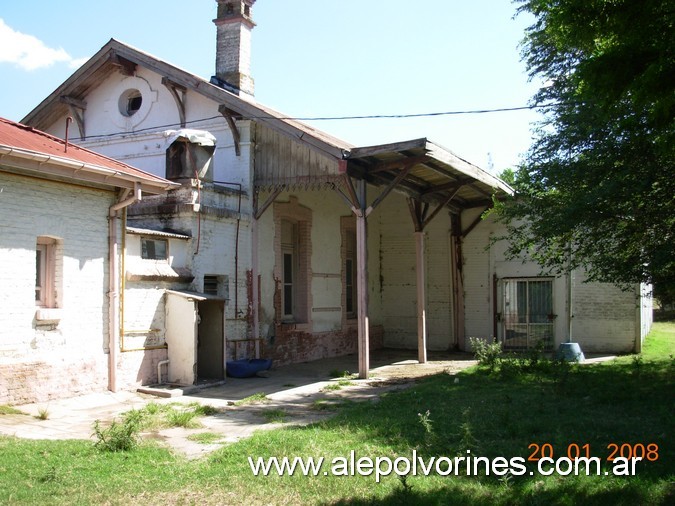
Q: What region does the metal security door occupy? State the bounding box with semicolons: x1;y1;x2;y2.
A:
502;278;554;350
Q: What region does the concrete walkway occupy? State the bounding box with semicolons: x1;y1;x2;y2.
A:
0;350;476;459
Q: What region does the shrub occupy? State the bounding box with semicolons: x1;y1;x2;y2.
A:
92;410;144;452
468;337;502;372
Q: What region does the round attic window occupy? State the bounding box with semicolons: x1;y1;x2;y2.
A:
119;89;143;117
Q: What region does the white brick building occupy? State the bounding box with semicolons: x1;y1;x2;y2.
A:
0;118;176;404
16;0;651;400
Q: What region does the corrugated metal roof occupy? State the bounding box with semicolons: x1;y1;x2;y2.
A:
345;139;513;212
0;117;175;188
126;226;191;240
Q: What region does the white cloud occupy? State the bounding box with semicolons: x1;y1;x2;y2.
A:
0;18;82;71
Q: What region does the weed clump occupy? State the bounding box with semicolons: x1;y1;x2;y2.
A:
92;410;143;452
469;337;502;372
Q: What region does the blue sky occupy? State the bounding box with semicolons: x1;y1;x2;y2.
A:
0;0;541;173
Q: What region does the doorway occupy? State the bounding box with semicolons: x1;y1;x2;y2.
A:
502;278;554;350
197;299;225;380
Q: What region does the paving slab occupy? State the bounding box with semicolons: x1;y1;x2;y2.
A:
0;350;477;458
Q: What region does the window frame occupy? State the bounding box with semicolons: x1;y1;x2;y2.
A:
341;217;357;321
35;237;57;308
273;198;312;326
501;277;555;350
141;237;169;261
281;220;298;321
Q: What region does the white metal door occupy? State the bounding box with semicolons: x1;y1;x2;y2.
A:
165;292;198;385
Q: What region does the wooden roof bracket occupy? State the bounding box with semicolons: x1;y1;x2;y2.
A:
461;205;491;238
365;165;413;217
162;78;187;128
219;104;241;156
407;198;424;232
253;186;284;220
422;189;460;229
109;54;137;76
408;185;462;232
60;96;86;138
342;173;361;210
331;181;359;215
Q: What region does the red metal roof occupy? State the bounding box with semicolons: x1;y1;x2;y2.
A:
0;117;171;185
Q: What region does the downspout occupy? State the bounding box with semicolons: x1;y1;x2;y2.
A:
567;269;573;343
108;182;142;392
634;283;643;354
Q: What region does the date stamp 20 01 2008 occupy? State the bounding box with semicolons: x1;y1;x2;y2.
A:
527;442;660;463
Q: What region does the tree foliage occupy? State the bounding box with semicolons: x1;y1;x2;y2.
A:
497;0;674;288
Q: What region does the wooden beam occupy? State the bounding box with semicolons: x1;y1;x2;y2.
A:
450;212;465;350
219;105;241;156
331;183;358;213
415;231;427;363
366;155;431;174
421;178;471;195
365;165;413;216
59;96;86;110
467;182;493;199
342;174;360;210
420;202;430;223
251;217;260;347
407;198;423;232
109;54;136;75
421;187;462;229
162;77;187;128
461;206;490;238
348;138;427;158
355;180;370;379
253;186;283;220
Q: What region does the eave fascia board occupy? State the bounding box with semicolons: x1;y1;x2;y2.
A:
424;140;514;196
0;145;178;194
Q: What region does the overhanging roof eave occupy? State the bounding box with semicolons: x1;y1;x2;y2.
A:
344;139;514;210
22;39;351;162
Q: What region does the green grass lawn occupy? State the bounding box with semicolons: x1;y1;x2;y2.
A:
1;322;673;505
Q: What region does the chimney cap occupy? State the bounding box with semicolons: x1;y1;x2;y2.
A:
215;0;256;27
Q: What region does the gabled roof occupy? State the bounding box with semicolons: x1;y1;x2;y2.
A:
0;117;177;194
22;39;352;160
21;39;512;210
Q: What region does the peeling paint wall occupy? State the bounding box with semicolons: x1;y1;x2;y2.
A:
462;211;649;353
377;193;454;351
0;172;112;404
256;189;384;362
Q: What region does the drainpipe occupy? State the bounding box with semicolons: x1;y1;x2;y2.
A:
157;359;170;384
108;182;142;392
567;267;573;343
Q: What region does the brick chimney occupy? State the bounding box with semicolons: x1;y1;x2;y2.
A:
213;0;256;97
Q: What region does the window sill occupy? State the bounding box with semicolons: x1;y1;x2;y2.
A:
35;308;62;324
279;321;311;332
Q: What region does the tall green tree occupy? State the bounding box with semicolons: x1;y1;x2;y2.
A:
497;0;674;288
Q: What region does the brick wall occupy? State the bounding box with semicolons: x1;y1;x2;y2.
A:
227;325;384;367
461;212;646;354
378;193;454;351
0;355;108;405
0;172;113;404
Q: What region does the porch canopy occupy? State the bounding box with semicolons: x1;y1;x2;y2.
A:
342;139;513;378
253;135;513;379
